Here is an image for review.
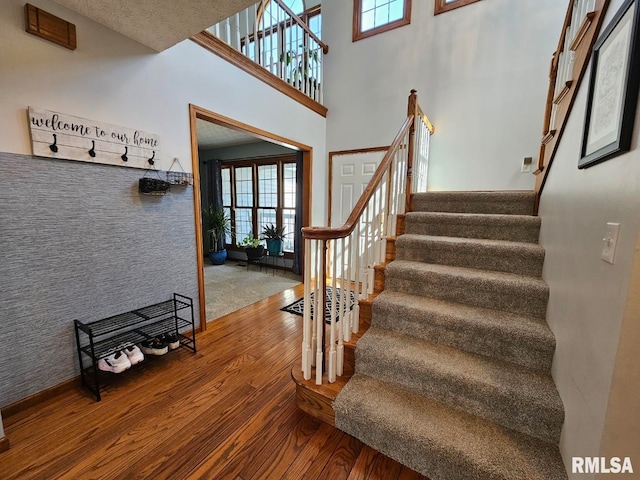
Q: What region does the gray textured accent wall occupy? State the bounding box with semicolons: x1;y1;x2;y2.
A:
0;152;199;407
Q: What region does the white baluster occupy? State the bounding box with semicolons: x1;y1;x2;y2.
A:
311;239;318;368
372;189;380;269
253;3;259;64
388;151;398;238
261;2;267;69
234;13;241;51
337;236;346;376
352;221;361;334
378;176;386;264
364;204;374;296
400;135;407;201
225;17;231;45
344;233;353;342
302;239;312;379
276;1;283;79
328;241;338;383
315;240;325;385
244;9;250;55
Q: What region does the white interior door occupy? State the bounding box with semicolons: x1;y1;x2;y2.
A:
330;150;386;228
329;149;386;289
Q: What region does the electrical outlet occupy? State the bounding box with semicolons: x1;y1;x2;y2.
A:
521;157;533;173
601;223;621;264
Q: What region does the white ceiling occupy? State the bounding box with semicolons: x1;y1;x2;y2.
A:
196;119;263;149
53;0;259;51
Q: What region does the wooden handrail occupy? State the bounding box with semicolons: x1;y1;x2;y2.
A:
302;116;414;241
271;0;329;54
417;105;435;134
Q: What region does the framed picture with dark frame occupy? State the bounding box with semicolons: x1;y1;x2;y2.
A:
580;0;640;169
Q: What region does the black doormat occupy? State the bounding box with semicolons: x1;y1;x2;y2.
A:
281;286;355;324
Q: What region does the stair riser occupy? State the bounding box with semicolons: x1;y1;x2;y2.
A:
395;242;544;277
335;413;493;480
385;238;396;262
295;383;336;426
372;302;553;372
385;269;549;319
355;349;562;444
334;374;568;480
405;221;540;243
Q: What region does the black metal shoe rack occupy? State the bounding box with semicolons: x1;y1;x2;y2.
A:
74;293;196;401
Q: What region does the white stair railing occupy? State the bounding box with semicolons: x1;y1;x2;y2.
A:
301;90;434;385
207;0;328;103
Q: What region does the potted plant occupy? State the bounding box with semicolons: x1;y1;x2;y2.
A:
280;47;321;96
202;206;231;265
238;234;264;262
261;224;286;256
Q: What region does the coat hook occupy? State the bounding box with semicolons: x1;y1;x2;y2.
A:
148;151;155;166
88;140;96;158
49;134;58;153
121;146;128;162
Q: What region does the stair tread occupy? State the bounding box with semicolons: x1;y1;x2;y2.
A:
404;212;541;243
397;234;544;252
411;191;536;216
406;211;541;224
387;260;548;289
395;234;545;277
358;326;563;410
334;374;568;480
373;291;554;347
413;190;536;198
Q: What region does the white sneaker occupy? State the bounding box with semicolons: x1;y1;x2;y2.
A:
124;345;144;365
98;351;132;373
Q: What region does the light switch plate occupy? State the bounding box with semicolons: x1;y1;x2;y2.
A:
521;157;533;173
601;223;621;264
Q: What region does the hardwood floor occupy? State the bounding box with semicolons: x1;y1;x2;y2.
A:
0;284;426;480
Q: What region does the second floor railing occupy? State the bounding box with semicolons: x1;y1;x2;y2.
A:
300;90;434;385
536;0;608;195
207;0;328;103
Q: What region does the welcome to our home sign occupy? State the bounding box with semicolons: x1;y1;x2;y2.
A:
28;107;160;170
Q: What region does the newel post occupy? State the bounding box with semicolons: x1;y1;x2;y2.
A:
405;89;419;214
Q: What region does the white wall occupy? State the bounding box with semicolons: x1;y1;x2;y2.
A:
538;0;640;476
0;0;328;407
202;141;296;160
322;0;565;191
0;0;327;225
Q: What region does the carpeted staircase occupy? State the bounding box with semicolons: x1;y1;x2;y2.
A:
333;191;568;480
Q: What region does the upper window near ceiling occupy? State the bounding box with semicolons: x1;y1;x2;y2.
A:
261;0;305;29
434;0;482;15
353;0;411;42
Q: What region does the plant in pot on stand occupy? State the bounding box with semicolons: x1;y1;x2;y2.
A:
261;224;286;256
202;206;231;265
238;234;265;265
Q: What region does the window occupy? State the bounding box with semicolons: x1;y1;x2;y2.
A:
244;2;322;77
221;157;297;254
353;0;411;42
434;0;482;15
